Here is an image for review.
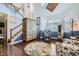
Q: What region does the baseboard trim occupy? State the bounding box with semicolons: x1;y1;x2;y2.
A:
9;40;23;45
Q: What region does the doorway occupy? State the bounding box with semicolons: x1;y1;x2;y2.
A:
0;12;8;55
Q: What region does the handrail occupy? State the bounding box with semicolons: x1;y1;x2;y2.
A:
8;3;24;17
9;17;36;43
12;29;22;37
9;23;23;43
12;23;22;30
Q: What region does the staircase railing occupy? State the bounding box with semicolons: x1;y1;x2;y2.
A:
9;23;23;43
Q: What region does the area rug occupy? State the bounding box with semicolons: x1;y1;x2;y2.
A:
24;42;52;56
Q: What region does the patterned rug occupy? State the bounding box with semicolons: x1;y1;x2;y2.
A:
24;42;52;56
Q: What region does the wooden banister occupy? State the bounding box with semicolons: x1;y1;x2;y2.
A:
12;29;22;37
9;23;23;43
12;23;22;31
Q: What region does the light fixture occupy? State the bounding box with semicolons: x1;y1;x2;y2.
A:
0;13;2;16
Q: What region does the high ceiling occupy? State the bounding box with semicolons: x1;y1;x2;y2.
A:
6;3;58;17
6;3;79;18
12;3;24;12
12;3;24;8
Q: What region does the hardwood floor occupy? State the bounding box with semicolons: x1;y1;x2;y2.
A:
2;42;26;56
0;39;58;56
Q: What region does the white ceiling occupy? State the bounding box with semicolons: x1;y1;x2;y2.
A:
9;3;79;18
52;3;75;15
12;3;24;9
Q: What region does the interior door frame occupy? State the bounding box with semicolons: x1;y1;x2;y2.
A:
4;15;8;45
0;12;8;45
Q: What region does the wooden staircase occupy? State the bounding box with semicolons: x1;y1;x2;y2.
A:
8;23;23;43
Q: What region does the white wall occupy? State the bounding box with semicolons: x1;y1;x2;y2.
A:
24;3;36;19
33;3;79;32
32;3;53;31
55;3;79;32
